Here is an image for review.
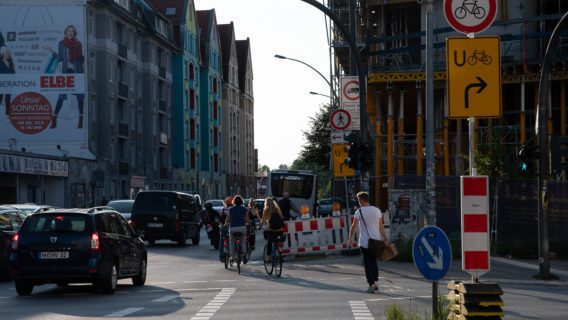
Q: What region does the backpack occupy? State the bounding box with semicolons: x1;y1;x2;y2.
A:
269;211;284;229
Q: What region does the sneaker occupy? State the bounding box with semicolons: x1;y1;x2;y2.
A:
373;283;379;292
366;286;375;293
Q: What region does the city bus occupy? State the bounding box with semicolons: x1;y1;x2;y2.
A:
266;169;318;217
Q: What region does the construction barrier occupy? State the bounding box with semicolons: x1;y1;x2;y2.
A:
447;280;504;320
280;215;355;255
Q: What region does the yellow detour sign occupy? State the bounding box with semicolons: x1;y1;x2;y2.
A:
446;36;502;118
332;143;355;177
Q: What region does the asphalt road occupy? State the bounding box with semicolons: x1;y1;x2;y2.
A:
0;230;566;319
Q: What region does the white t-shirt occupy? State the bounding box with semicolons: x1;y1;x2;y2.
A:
355;206;383;248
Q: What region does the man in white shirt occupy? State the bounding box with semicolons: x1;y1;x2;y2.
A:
348;191;389;293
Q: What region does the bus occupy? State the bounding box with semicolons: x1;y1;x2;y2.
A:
266;169;318;217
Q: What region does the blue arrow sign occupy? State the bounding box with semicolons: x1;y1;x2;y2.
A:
413;226;452;281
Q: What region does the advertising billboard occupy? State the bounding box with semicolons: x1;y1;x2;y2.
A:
0;4;93;159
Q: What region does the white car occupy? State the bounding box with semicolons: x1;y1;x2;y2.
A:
107;199;134;221
205;199;225;213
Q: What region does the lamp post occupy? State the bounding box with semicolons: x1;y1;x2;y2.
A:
274;54;338;106
309;91;331;99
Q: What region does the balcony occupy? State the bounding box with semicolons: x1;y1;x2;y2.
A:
118;42;127;60
159;66;166;78
118;122;129;138
159;99;167;113
118;82;128;99
119;161;129;176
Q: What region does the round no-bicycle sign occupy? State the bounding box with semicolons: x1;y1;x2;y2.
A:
444;0;498;34
330;109;351;131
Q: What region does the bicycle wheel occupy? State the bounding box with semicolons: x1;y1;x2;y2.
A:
454;7;466;19
274;248;283;278
263;244;273;275
474;7;486;19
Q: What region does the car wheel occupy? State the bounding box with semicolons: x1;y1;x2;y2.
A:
15;280;33;296
132;259;147;286
178;230;187;247
100;263;118;294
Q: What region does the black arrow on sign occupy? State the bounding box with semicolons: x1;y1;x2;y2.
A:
465;77;487;109
332;134;343;141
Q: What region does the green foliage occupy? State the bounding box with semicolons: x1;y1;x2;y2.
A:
385;296;451;320
298;104;333;168
474;140;533;178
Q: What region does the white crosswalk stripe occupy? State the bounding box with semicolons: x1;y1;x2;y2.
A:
190;288;236;320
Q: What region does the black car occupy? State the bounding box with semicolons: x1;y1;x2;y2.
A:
131;191;202;246
10;207;147;295
0;208;26;279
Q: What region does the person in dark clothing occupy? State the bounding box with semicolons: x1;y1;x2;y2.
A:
247;199;261;251
225;195;249;259
202;202;221;249
219;196;233;261
277;192;300;221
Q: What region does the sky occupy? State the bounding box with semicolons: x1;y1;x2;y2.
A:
195;0;332;171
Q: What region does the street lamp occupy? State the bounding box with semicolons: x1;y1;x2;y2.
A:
309;91;331;98
274;54;338;105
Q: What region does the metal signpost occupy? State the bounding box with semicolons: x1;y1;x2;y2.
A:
413;226;452;317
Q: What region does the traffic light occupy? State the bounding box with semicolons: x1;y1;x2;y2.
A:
517;144;538;174
359;143;374;171
344;142;360;169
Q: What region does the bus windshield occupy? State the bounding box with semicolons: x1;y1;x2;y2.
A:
270;173;314;199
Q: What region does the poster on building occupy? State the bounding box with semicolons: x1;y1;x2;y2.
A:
0;4;93;159
388;189;426;241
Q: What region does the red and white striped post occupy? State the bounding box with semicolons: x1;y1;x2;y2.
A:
460;176;490;279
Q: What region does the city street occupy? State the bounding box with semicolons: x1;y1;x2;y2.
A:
0;230;567;319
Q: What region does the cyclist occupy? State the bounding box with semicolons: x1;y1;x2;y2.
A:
225;195;249;262
261;197;284;261
219;196;233;262
247;198;261;251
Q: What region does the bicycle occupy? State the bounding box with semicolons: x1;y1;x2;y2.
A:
467;50;492;66
263;232;284;277
242;225;256;264
454;0;486;20
231;231;244;274
222;228;230;269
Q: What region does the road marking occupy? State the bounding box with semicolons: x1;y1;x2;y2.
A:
104;307;145;317
152;295;179;303
191;288;235;320
177;288;223;292
349;300;373;320
183;280;208;283
148;281;176;285
214;279;237;282
366;295;430;302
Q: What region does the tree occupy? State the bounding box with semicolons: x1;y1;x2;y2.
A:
298;104;332;168
258;164;270;173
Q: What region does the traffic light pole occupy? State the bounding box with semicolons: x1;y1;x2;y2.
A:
535;11;568;279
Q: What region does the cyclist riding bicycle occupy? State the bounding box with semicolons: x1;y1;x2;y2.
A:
219;196;233;262
225;195;249;262
247;198;262;251
261;197;284;261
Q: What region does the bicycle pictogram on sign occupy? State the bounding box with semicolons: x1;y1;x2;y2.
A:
455;0;486;20
467;50;492;65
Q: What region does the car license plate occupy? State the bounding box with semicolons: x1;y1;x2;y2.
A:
147;223;163;228
40;251;69;259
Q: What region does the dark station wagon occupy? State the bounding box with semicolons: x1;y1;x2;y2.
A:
10;207;147;295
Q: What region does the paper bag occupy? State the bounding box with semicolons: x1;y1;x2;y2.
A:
380;243;398;261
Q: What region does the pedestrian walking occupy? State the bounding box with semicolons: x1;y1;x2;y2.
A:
348;191;388;293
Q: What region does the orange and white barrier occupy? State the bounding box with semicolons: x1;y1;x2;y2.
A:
280;216;354;255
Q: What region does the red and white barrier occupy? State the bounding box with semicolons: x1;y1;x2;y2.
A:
461;176;490;277
280;216;351;255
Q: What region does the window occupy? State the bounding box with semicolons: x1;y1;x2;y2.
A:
22;214;87;233
190;148;196;169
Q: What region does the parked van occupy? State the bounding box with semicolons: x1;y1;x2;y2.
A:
131;191;202;246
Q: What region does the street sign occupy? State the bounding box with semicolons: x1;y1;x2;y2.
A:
447;36;501;118
460;176;490;278
340;77;360;130
332;143;355;177
413;226;452;281
330;109;351;131
444;0;498;35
